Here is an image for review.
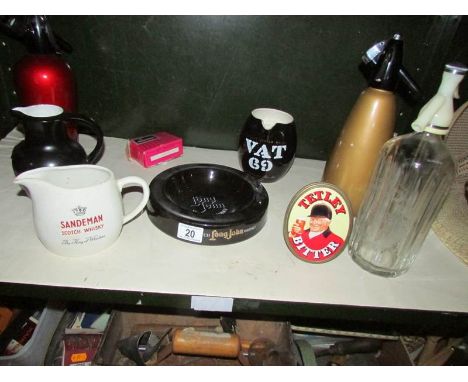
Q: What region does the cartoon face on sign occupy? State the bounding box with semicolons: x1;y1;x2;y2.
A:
284;183;353;263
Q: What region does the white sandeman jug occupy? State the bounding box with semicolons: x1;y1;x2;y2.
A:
15;164;149;257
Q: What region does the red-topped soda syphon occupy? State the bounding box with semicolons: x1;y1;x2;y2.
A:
1;15;78;140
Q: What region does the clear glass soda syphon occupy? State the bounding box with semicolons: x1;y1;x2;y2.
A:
349;62;468;277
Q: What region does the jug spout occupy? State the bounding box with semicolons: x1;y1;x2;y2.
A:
14;165;114;193
11;104;63;119
251;108;294;130
14;168;52;196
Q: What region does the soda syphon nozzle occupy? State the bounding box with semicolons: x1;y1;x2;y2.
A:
411;62;467;134
361;34;421;103
0;15;72;54
368;34;403;91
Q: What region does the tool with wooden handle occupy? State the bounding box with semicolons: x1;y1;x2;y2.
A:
172;327;241;358
315;339;383;357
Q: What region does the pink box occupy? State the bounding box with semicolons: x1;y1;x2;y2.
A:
128;132;183;168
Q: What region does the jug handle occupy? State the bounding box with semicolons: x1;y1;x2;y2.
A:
62;113;105;164
117;177;150;224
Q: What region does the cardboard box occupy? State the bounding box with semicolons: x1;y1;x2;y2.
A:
128;132;183;168
94;310;296;366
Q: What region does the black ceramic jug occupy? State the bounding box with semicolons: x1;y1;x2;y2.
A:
238;108;297;182
11;104;104;175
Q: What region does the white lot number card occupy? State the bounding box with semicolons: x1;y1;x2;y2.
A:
177;223;204;243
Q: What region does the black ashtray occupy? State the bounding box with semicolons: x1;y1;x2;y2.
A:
147;164;269;245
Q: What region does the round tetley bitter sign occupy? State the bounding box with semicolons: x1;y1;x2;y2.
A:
283;182;353;263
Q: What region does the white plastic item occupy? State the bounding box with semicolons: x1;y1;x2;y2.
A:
0;304;65;366
412;63;468;135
